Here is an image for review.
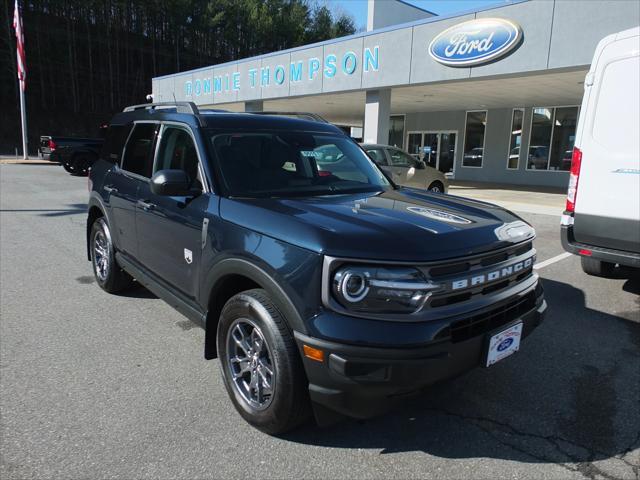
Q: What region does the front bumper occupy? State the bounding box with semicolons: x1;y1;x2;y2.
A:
561;223;640;268
295;283;546;419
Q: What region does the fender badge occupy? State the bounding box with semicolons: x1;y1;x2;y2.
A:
184;248;193;264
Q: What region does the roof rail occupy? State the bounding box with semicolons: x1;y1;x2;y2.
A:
122;101;208;127
122;101;200;115
248;111;329;123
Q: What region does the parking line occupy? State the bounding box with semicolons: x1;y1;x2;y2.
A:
533;252;573;270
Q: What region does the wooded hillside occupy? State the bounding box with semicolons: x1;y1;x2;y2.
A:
0;0;355;154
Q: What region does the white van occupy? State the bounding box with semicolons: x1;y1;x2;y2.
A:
561;26;640;276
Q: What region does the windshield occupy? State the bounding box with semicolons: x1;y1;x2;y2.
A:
209;131;391;198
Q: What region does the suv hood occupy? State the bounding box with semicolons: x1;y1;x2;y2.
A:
220;188;533;262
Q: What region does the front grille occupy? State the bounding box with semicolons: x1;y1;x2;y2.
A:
435;291;537;343
423;241;535;309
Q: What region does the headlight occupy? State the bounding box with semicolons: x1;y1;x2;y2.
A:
332;266;442;314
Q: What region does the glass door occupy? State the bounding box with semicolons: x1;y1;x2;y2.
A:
405;131;457;174
407;132;423;158
438;132;456;174
423;133;439;169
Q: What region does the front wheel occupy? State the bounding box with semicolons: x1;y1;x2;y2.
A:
428;181;444;193
90;217;133;293
217;289;311;434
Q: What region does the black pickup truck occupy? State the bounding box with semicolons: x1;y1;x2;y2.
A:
39;135;104;175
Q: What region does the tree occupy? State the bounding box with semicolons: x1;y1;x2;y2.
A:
0;0;356;153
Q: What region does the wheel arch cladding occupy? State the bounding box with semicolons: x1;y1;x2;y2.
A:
203;259;308;360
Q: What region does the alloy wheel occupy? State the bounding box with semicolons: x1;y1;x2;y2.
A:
226;319;275;410
93;230;110;281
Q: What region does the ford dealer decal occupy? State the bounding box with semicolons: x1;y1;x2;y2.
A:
429;18;522;67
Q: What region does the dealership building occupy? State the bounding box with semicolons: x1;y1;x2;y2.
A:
152;0;639;187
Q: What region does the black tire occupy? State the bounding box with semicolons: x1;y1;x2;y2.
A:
70;154;93;176
62;161;74;173
428;181;444;193
581;256;616;277
217;289;311;434
90;217;133;293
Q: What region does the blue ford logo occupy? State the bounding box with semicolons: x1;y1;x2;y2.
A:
429;18;522;67
497;338;514;352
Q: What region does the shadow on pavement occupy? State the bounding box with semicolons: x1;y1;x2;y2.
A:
0;203;87;217
282;278;639;476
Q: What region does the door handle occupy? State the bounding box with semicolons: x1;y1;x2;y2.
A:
137;200;156;212
104;185;118;194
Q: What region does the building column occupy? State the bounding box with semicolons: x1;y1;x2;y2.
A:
363;89;391;145
245;100;263;112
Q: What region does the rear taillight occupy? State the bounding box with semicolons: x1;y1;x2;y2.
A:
566;147;582;213
48;139;57;151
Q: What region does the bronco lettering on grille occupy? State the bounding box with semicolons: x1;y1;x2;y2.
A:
451;257;533;290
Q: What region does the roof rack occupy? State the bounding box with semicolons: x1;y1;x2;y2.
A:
122;101;209;127
123;101;200;114
121;104;329;126
248;111;329;123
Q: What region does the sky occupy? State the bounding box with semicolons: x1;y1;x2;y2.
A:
331;0;510;29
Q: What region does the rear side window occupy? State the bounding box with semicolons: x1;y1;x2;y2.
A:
593;56;640;154
101;124;132;164
121;123;158;177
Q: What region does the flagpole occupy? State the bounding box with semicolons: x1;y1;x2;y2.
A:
19;83;27;160
13;0;28;159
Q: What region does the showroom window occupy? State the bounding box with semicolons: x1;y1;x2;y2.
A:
388;115;405;149
507;108;524;169
527;106;579;171
462;111;487;167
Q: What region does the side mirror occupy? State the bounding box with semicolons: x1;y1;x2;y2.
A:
150;169;198;196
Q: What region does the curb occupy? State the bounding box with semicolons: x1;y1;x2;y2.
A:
0;159;60;165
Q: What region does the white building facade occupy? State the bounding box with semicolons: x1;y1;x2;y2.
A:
152;0;640;187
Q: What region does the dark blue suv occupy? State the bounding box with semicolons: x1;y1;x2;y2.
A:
87;102;546;434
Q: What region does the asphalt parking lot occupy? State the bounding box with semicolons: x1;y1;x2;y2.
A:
1;164;638;480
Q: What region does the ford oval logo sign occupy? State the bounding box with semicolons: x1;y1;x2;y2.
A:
429;18;522;67
497;337;514;352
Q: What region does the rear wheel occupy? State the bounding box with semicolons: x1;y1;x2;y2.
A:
90;217;133;293
70;154;93;176
428;181;444;193
217;289;311;434
581;256;616;277
62;161;75;173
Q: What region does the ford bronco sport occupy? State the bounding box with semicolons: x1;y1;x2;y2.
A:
87;102;546;434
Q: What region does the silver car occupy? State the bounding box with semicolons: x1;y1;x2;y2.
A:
361;144;449;193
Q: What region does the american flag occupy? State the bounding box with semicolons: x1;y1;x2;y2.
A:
13;0;26;92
